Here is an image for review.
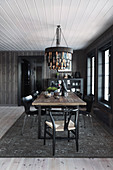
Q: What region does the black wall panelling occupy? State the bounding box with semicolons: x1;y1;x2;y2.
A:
0;52;17;105
0;51;45;105
85;25;113;127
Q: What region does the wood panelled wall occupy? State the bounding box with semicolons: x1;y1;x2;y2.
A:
85;25;113;127
72;50;86;94
0;51;45;105
0;50;82;105
0;52;17;105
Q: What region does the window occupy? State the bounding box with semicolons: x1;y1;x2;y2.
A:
87;54;95;95
98;43;111;106
104;50;110;101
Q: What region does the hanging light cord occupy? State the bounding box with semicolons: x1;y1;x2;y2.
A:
51;25;68;47
61;29;68;47
51;33;56;47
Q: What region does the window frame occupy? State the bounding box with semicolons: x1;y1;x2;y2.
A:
87;51;95;96
98;42;111;106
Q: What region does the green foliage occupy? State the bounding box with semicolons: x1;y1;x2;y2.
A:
46;87;58;92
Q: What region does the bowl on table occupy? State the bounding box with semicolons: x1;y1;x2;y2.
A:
54;90;60;96
45;92;51;98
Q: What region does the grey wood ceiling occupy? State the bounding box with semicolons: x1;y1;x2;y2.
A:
0;0;113;51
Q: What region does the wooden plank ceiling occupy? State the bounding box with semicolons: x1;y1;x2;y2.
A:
0;0;113;51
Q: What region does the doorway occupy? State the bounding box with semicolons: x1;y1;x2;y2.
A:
18;56;44;105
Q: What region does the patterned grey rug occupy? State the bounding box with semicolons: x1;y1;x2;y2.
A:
0;113;113;158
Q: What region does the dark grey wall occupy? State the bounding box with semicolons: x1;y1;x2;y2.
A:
72;50;86;94
0;51;45;105
85;25;113;127
73;50;86;78
0;52;18;105
0;50;84;105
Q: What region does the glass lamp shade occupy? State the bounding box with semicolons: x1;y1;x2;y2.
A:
45;46;73;71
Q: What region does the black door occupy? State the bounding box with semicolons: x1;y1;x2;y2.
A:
36;66;43;93
21;59;31;97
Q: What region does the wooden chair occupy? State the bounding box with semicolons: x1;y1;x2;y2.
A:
44;107;79;156
79;95;94;129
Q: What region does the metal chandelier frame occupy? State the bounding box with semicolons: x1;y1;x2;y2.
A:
45;25;73;71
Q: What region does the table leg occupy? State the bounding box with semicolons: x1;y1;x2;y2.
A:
38;106;41;139
64;108;67;130
77;105;79;139
77;105;79;112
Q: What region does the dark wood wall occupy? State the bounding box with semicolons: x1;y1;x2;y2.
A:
85;25;113;127
0;50;83;105
0;51;45;105
0;52;18;105
72;50;86;94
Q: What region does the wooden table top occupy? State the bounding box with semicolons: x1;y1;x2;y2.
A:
32;92;86;106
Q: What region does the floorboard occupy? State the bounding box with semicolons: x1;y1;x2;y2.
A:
0;158;113;170
0;106;24;139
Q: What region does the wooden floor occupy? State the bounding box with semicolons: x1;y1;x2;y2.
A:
0;106;24;139
0;107;113;170
0;158;113;170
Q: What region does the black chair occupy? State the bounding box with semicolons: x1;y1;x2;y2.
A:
32;91;47;114
44;107;79;156
32;91;39;101
79;95;94;129
21;95;39;135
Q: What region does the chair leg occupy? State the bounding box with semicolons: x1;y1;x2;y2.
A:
21;114;27;135
44;122;47;145
68;130;70;142
89;115;94;135
35;115;38;123
30;115;36;128
76;138;79;152
75;130;79;152
53;130;56;156
83;114;86;128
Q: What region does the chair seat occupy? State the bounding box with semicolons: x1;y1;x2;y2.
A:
46;120;75;131
79;107;86;111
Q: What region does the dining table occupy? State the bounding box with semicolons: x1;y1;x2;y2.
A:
32;91;86;139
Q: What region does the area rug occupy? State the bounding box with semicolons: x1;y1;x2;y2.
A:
0;113;113;158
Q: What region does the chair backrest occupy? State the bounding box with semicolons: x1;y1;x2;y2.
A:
84;95;94;112
36;91;39;95
48;107;79;131
22;95;33;114
32;91;39;101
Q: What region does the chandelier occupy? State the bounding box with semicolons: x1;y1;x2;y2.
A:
45;25;73;71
